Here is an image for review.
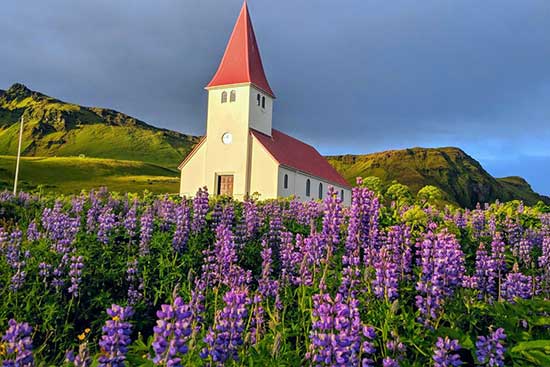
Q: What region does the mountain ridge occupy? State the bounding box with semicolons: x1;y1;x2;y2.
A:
327;147;549;207
0;83;199;167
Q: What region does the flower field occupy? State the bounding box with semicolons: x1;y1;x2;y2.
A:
0;183;549;366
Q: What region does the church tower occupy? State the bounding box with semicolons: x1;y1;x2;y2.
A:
179;1;352;204
202;1;274;199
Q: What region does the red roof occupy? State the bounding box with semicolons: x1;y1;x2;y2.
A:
251;129;351;188
206;2;275;98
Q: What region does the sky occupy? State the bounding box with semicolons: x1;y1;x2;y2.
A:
1;0;549;194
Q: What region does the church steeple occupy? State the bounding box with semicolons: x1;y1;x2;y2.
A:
206;1;275;98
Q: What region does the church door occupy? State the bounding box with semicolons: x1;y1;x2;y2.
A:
217;175;234;196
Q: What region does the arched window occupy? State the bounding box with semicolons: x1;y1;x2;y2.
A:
284;174;289;189
341;190;344;202
261;96;266;109
221;91;228;103
257;93;261;106
230;90;236;102
318;183;323;199
306;179;311;197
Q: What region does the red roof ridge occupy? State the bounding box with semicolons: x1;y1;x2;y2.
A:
206;2;275;97
251;128;351;188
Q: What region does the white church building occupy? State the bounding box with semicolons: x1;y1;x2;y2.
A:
179;2;351;205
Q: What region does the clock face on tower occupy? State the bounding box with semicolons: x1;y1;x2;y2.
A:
222;132;233;145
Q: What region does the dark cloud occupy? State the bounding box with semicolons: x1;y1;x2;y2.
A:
1;0;549;194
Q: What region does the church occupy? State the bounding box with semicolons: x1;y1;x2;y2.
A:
179;2;352;205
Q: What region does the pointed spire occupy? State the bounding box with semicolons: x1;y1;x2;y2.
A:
206;1;275;97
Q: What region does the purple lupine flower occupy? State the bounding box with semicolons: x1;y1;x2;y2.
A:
258;240;279;299
504;217;522;255
98;305;134;367
202;224;251;289
279;231;301;286
123;200;138;240
501;264;532;302
201;288;249;365
475;243;497;299
173;202;190;253
65;341;92;367
139;207;154;256
517;237;533;267
1;319;34;366
151;297;193;366
453;211;467;229
243;200;260;240
220;204;234;229
211;203;223;229
322;186;343;246
26;220;41;242
476;328;506;367
126;259;143;305
433;337;463;367
383;357;399;367
191;187;209;233
68;256;84;297
385;331;407;364
7;229;27;292
416;226;465;326
490;233;507;274
268;205;283;251
539;236;550;294
385;225;413;279
39;262;52;285
97;207;117;244
470;205;486;239
71;194;86;215
372;247;399;301
156;197;176;231
340;184;375;297
361;326;377;367
307;292;374;366
86;195;101;233
249;294;265;345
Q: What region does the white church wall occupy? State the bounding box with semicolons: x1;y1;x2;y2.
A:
277;166;352;205
248;85;273;136
180;140;207;197
249;134;279;199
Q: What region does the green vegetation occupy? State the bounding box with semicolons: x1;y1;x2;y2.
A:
0;83;199;168
327;147;550;208
0;155;179;194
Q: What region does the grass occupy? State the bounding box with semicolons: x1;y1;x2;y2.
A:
0;155;180;194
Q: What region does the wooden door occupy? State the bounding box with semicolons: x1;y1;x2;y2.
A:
217;175;234;196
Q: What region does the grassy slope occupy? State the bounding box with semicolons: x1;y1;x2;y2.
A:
0;84;199;168
0;155;179;194
327;147;550;208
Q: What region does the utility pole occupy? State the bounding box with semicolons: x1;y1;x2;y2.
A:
13;115;24;195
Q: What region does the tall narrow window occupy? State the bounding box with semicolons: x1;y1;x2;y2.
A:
257;93;261;106
341;190;344;202
230;90;236;102
221;91;228;103
262;96;266;109
306;179;311;197
318;183;323;199
284;174;289;189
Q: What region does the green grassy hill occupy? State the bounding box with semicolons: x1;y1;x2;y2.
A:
0;83;199;168
0;155;179;194
327;147;550;208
